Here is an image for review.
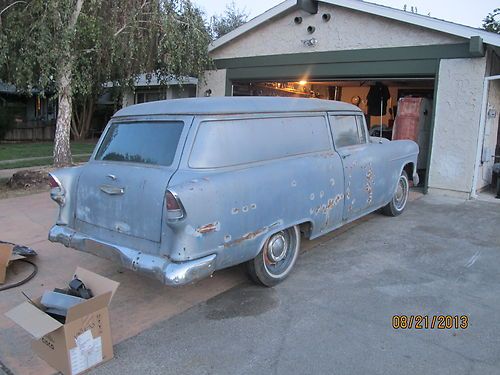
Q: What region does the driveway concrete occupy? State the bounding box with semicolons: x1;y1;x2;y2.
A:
92;196;500;375
0;192;246;375
0;189;415;375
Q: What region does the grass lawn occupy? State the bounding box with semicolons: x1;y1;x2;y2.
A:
0;155;91;169
0;141;96;169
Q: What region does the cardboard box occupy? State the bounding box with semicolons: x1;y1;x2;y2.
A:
5;267;119;375
0;243;25;284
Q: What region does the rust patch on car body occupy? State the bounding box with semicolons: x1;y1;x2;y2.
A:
223;220;282;248
197;222;220;234
362;163;375;206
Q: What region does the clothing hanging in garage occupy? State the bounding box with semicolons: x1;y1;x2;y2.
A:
367;82;390;116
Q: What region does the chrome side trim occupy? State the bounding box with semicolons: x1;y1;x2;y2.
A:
48;225;216;286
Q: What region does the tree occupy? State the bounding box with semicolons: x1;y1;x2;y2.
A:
483;8;500;34
0;0;212;167
210;1;248;40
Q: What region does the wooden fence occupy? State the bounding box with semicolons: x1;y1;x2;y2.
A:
4;123;55;141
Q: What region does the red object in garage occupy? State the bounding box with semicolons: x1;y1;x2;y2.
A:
392;97;423;142
393;97;432;170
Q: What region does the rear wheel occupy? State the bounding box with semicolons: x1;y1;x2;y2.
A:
247;225;301;287
381;170;409;216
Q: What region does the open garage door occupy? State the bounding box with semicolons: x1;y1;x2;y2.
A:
231;78;435;191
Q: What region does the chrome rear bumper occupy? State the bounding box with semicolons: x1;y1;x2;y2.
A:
48;225;216;286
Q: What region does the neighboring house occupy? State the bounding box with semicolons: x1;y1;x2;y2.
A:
0;82;56;141
119;74;198;107
0;74;198;141
199;0;500;199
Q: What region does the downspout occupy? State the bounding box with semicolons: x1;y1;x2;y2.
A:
471;74;500;198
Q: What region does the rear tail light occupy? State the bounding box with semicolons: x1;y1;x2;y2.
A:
48;174;61;188
166;190;185;220
49;173;65;206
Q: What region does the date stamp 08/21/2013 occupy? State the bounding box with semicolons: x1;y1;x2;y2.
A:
392;315;469;330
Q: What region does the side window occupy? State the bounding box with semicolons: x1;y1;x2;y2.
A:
189;116;331;168
356;116;368;144
331;115;359;148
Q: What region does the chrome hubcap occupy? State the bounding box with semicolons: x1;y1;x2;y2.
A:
394;176;408;210
266;232;288;263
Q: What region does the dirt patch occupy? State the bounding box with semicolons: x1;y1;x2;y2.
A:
7;169;52;189
0;168;53;199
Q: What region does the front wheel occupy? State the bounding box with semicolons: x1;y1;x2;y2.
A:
381;170;409;217
247;225;301;287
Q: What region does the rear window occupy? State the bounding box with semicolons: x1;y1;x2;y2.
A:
95;122;183;166
189;116;330;168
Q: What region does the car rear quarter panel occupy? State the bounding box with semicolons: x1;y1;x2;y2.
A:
50;166;84;226
166;113;345;270
167;153;344;269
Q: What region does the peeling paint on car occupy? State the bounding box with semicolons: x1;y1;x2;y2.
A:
197;222;221;234
223;220;282;249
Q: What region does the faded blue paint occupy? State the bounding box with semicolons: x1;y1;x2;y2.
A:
48;97;419;286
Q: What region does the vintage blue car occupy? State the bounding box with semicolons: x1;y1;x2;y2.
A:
48;97;419;287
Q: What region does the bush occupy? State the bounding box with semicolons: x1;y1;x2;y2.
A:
0;107;16;140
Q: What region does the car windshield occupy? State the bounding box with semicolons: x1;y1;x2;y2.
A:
95;121;183;166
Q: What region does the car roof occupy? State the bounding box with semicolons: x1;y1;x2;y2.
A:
113;96;361;117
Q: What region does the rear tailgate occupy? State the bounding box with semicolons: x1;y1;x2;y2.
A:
75;119;188;243
76;163;175;242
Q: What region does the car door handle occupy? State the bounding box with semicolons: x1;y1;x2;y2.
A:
342;153;351;159
100;184;125;195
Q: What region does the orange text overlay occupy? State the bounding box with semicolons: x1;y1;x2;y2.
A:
392;315;469;330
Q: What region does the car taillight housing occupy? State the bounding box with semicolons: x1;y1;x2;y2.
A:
48;173;65;206
166;190;185;221
48;174;60;188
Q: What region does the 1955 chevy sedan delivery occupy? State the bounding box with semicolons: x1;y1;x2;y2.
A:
48;97;419;287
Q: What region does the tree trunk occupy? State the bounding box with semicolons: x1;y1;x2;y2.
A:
53;63;73;167
71;95;96;140
52;0;84;167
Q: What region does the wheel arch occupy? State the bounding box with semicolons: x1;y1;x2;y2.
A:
251;218;311;260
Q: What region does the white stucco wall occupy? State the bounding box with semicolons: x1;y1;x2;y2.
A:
476;51;500;191
427;57;488;196
211;4;463;60
476;79;500;190
197;69;227;97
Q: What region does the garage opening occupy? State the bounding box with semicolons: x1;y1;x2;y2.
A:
232;78;435;189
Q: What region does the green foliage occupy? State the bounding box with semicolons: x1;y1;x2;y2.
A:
0;0;212;98
210;1;248;40
483;8;500;34
0;0;213;147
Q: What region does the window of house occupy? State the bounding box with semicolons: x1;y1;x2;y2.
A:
135;91;166;104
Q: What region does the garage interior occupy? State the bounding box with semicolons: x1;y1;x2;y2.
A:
232;78;435;187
